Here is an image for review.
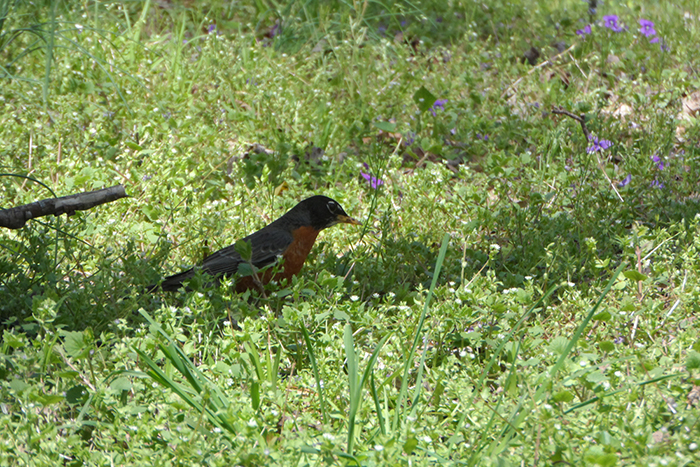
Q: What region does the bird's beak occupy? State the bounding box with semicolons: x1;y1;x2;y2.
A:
337;215;362;226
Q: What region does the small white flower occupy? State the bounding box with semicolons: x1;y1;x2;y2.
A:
350;295;359;302
374;445;384;451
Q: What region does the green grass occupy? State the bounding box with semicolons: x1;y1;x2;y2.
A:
2;0;700;465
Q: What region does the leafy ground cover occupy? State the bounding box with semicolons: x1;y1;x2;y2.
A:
1;0;700;465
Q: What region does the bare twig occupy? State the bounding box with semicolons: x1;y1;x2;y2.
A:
551;107;591;140
552;106;624;202
0;185;128;229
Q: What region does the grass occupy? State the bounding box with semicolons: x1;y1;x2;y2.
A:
2;0;700;465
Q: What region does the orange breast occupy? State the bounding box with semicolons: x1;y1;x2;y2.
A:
235;226;320;293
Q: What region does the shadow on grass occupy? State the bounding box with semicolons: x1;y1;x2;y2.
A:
2;186;698;333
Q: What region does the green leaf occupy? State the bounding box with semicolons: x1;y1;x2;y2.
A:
333;309;351;321
586;371;607;384
593;311;611;321
275;288;292;299
110;377;132;392
403;436;418;454
63;331;88;359
588;453;618;467
10;379;29;393
251;381;260;410
66;385;89;404
237;262;255;277
623;270;647;282
413;86;437;113
552;390;574;403
548;336;569;355
2;330;26;349
141;205;159;222
35;393;64;406
235;239;253;262
373;121;396;132
686;351;700;371
599;341;615;352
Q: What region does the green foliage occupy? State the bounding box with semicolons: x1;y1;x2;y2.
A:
2;0;700;465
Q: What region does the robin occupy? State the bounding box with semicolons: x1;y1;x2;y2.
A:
149;195;361;293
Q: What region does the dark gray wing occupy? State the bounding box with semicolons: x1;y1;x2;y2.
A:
200;227;294;277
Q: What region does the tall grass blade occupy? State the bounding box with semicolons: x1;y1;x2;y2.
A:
301;325;329;425
344;324;360;454
546;262;625;379
393;233;450;433
41;0;57;106
370;374;385;435
133;309;237;434
344;324;392;455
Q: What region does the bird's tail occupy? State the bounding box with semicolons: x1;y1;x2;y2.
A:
145;268;195;292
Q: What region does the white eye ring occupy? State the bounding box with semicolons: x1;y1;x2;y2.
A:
327;201;337;213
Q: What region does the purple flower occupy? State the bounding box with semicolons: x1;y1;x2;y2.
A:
651;154;664;170
576;24;592;36
269;22;281;38
650;36;660;43
638;19;656;37
618;174;631;187
208;24;216;34
431;99;448;116
361;163;384;189
587;136;612;153
404;132;416;146
476;133;489;141
651;179;665;189
603;15;624;32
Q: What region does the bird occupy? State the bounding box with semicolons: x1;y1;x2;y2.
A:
148;195;361;293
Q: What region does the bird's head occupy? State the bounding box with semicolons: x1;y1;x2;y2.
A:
301;195;362;230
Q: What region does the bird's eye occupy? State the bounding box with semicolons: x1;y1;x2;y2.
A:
327;201;338;213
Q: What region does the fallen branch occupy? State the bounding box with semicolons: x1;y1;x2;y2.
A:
551;106;591;140
0;185;128;229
